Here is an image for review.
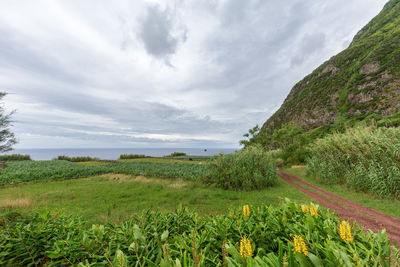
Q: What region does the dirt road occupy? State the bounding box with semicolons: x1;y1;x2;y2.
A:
279;167;400;245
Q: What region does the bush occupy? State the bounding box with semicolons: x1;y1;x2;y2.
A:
119;154;147;159
205;146;278;190
0;154;31;161
307;126;400;198
55;155;99;162
166;152;187;157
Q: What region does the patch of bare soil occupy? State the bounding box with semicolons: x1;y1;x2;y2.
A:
0;198;33;208
278;167;400;245
133;176;153;183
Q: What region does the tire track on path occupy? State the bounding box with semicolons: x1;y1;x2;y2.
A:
278;167;400;245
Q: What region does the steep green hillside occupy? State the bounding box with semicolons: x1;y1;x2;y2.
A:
262;0;400;132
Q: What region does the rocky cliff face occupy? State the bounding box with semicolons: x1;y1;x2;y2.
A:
262;0;400;132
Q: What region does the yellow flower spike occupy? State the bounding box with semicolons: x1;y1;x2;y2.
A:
293;235;308;255
301;205;310;214
339;220;354;242
239;237;253;258
309;204;318;217
243;205;250;217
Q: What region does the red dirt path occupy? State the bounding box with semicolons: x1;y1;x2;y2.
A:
278;167;400;245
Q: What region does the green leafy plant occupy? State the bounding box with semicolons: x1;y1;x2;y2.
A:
0;200;398;266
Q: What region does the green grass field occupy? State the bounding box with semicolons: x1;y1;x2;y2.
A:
0;172;310;224
284;166;400;219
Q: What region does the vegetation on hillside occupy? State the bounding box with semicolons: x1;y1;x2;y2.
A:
262;0;400;133
205;146;278;190
243;0;400;161
307;126;400;198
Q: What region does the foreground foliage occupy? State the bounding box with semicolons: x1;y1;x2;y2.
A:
0;200;398;266
307;126;400;198
0;160;210;184
205;146;278;190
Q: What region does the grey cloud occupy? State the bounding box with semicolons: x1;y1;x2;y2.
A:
138;4;187;64
291;32;327;66
0;0;389;149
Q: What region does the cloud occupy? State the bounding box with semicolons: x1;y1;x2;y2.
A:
138;4;187;65
0;0;390;149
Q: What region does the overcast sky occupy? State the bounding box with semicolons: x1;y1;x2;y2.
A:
0;0;388;149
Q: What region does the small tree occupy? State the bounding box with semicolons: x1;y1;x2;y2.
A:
239;125;261;147
0;92;17;152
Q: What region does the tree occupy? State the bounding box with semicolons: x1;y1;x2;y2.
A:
239;125;260;147
0;92;16;152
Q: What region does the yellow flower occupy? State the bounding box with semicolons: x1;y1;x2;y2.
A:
301;205;310;213
243;205;250;217
239;237;253;258
293;235;309;255
309;204;318;217
339;220;354;242
301;204;318;216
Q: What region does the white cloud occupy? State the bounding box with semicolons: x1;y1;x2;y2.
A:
0;0;389;148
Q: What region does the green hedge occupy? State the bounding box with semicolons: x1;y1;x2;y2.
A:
0;154;31;161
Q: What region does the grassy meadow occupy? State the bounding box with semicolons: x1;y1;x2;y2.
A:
1;147;399;266
0;168;310;225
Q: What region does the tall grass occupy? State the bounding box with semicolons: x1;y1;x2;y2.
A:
307;126;400;198
205;146;278;190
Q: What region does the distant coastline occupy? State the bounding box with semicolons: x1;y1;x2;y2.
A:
6;148;237;161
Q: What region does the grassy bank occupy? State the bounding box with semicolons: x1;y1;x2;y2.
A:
284;166;400;219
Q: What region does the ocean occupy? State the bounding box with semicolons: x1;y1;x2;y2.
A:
8;148;238;161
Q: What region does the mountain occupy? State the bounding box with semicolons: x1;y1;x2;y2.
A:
262;0;400;133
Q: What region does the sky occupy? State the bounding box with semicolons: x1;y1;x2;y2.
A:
0;0;389;149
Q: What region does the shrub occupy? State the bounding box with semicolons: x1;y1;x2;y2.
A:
0;154;31;161
205;146;278;190
55;155;99;162
119;154;147;159
166;152;187;157
307;126;400;198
